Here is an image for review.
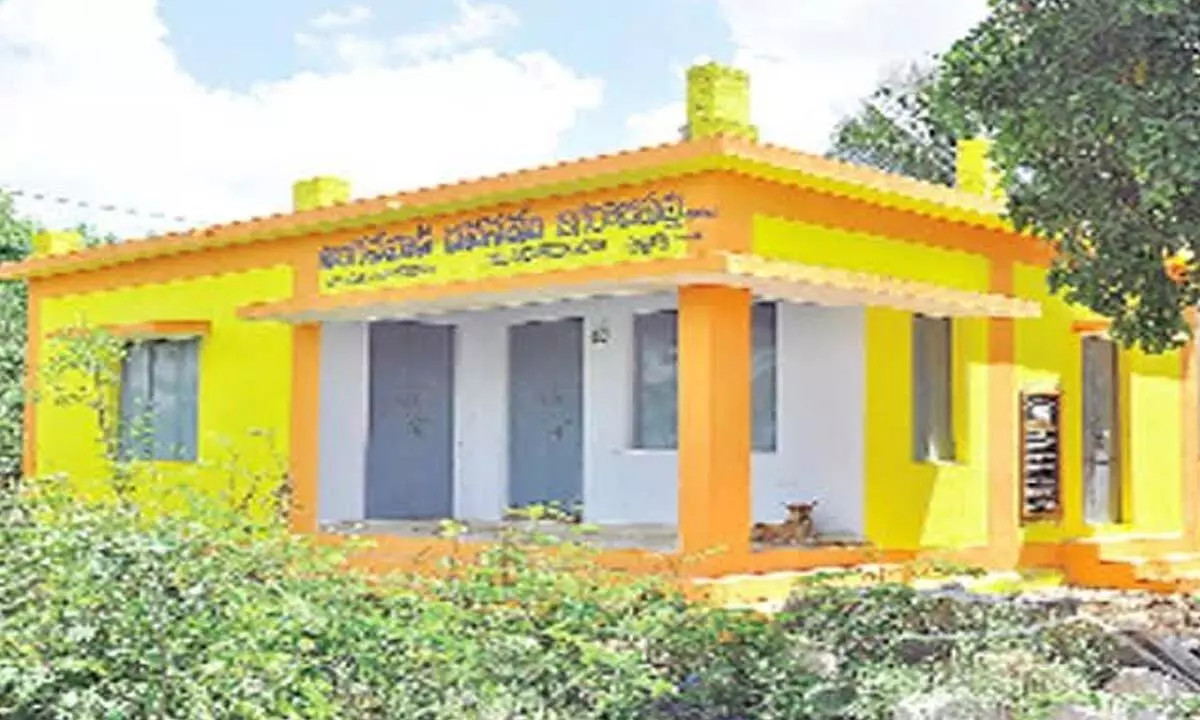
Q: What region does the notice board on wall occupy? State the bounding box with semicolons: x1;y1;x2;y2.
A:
1020;390;1063;521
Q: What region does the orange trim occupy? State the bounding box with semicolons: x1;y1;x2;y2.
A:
987;259;1019;564
240;255;727;321
242;252;1038;324
22;281;40;479
1071;320;1111;335
724;136;1001;215
0;140;722;281
103;320;211;339
729;175;1051;267
35;245;300;300
678;285;752;557
0;137;1037;282
289;323;320;534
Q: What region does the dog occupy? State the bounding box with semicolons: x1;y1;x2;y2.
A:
751;501;817;546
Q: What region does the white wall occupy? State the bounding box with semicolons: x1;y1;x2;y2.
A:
317;321;368;524
314;297;867;538
760;304;865;538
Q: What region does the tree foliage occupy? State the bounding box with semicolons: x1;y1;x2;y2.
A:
0;194;33;482
827;63;959;186
0;194;117;482
935;0;1200;353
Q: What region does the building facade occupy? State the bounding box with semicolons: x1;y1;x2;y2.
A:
9;63;1198;588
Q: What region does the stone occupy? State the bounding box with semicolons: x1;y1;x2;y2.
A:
791;637;838;679
1104;668;1190;700
891;689;1007;720
1047;700;1174;720
1047;706;1107;720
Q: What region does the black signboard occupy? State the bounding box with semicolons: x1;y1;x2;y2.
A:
1020;390;1062;521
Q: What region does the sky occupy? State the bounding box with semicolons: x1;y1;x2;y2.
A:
0;0;989;238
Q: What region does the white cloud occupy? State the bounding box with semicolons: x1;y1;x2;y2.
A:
627;103;684;147
627;0;989;152
309;5;372;31
394;0;518;60
297;0;518;70
0;0;601;238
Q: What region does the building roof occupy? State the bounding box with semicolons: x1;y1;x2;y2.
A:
0;135;1015;282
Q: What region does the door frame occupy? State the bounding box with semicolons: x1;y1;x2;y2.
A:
1080;333;1127;527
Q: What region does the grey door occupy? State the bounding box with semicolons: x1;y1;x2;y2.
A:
508;317;584;510
1082;336;1121;524
365;321;455;519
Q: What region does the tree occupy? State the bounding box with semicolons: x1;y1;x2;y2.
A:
934;0;1200;353
0;193;116;483
0;193;34;482
827;63;960;185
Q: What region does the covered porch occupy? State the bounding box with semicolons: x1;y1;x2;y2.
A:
242;252;1038;561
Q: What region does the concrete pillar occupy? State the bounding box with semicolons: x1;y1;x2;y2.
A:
677;284;752;557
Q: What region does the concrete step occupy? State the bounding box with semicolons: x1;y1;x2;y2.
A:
1076;531;1185;559
1102;553;1200;582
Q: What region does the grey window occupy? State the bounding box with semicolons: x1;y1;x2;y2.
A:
119;338;200;461
632;302;778;451
633;310;679;450
912;314;955;462
751;302;778;452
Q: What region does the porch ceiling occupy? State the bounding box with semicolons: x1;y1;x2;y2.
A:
238;253;1040;323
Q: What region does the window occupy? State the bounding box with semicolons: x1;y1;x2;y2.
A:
633;310;678;449
912;314;955;462
632;302;778;451
119;338;200;461
751;302;778;452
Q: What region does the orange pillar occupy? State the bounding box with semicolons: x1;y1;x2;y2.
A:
987;259;1020;566
290;322;321;533
677;284;752;559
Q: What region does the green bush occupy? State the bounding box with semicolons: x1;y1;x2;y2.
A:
0;482;840;719
0;473;1141;719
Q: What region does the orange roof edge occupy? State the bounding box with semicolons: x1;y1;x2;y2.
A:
1071;319;1112;335
1;135;1015;282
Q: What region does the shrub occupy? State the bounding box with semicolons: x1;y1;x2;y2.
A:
781;580;1120;687
0;482;846;719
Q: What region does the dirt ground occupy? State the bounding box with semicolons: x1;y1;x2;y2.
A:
1025;587;1200;641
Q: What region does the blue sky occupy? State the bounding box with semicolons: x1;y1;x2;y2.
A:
161;0;733;158
0;0;988;237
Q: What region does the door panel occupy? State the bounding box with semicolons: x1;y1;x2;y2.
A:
1082;336;1121;525
365;321;455;519
508;318;584;511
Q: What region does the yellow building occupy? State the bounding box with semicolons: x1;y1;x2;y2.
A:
7;63;1198;589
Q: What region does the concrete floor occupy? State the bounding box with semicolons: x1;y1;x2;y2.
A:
321;518;869;555
321;518;681;552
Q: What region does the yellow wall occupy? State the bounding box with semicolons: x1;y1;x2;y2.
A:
752;216;991;291
1013;263;1183;542
862;308;991;549
753;215;993;550
35;266;294;517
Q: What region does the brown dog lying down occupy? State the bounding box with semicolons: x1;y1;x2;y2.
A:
751;501;817;545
